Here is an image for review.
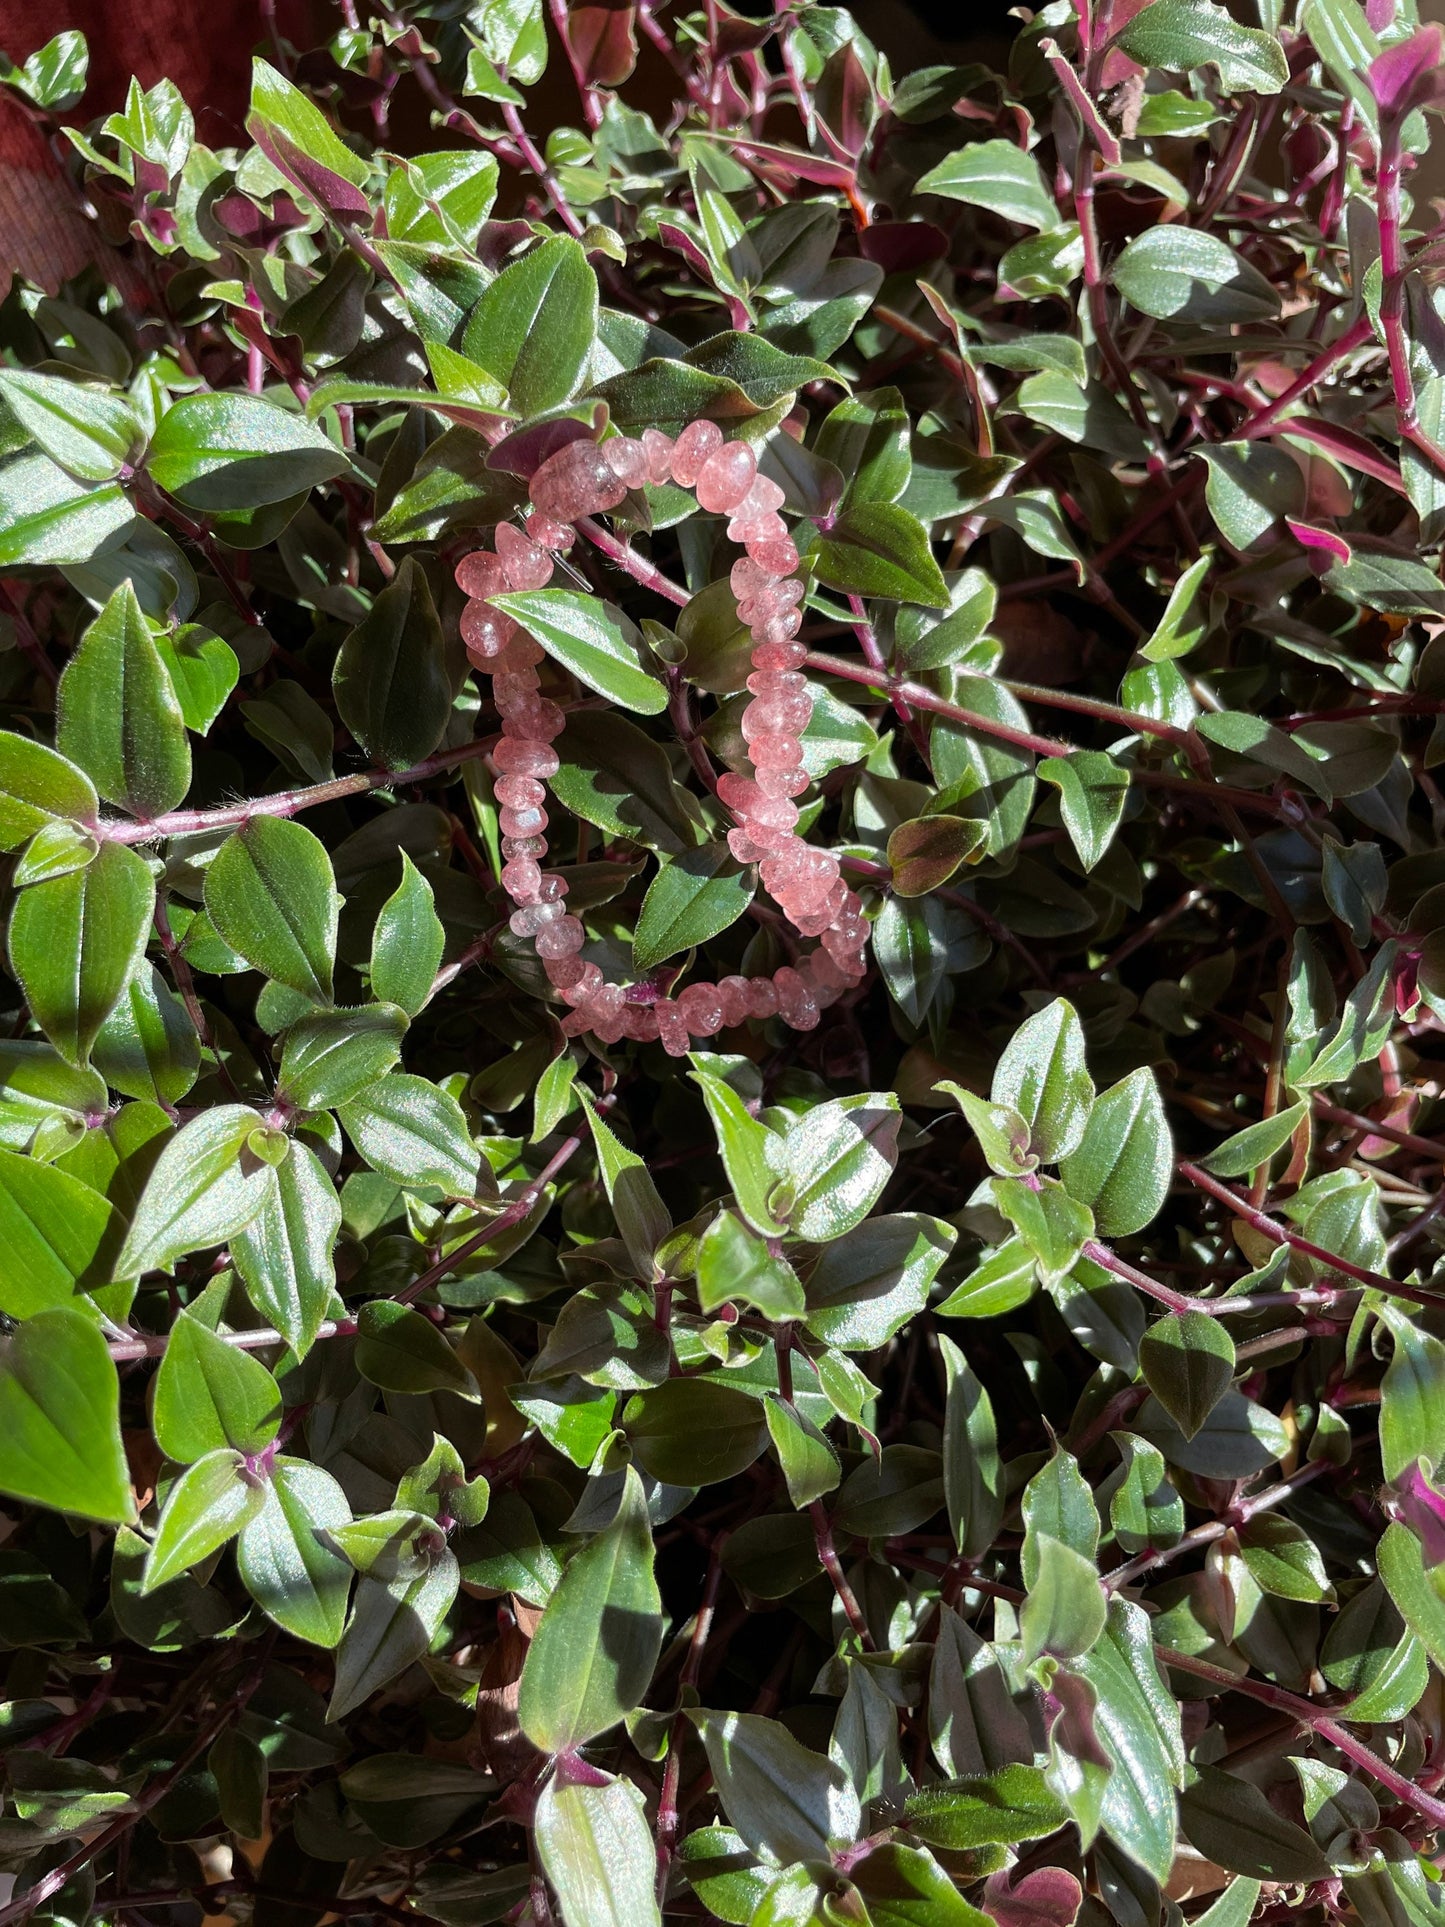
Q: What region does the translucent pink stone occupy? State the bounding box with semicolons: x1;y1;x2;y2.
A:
561;962;605;1006
727;826;771;864
752;733;803;768
525;511;575;552
756;765;809;798
731;558;774;607
500;803;547;839
642;428;676;485
655;1000;690;1056
496;523;554;589
461;603;516;663
752;537;800;575
501;857;542;901
529;440;628;520
716;773;760;815
670;419;725;487
696;441;758;514
717;975;751;1026
739;514;790;554
503;834;547;858
456;551;507;598
678;983;725;1035
747;976;778;1018
495;774;546;810
536;915;585;960
733;474;785;520
749;795;799;833
753;639;807;671
775;966;819;1029
603;436;650;488
493;738;559;777
547;955;587;989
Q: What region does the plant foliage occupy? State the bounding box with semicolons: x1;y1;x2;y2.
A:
1;2;1444;1924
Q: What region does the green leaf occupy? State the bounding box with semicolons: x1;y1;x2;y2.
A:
772;1092;901;1241
535;1771;663;1927
0;733;98;852
0;1146;122;1318
518;1466;664;1751
329;1552;459;1720
914;138;1059;230
1108;1434;1182;1554
625;1378;769;1484
937;1082;1036;1179
117;1106;278;1277
1060;1068;1172;1237
802;1212;955;1351
56;582;190;819
1141;552;1212;662
1073;1600;1184;1882
1293;941;1398;1090
237;1456;353;1647
992;997;1094;1164
873;893;950;1028
0;452;133;569
1022;1534;1109;1663
0;1307;135;1523
4;30;88;109
633;844;755;971
9;839;154;1066
848;1843;991;1926
902;1766;1067;1850
155;624;239;734
153;1310;282;1461
143;1449;266;1592
765;1394;841;1507
370;856;446;1017
385;149;499;247
1198;1100;1308;1177
1114;0;1289;93
928;1607;1034;1779
461;237;598;414
332;559;451;771
1112;227;1280;324
93;962;201;1106
940;1334;1004;1560
1139;1312;1235;1441
693;1710;860;1864
563;1108;670;1300
698;1210;804;1319
1022;1446;1100;1582
338;1074;487;1199
1380;1303;1445;1483
0;368;136;482
232;1141;341;1359
813;502;949;607
204;817;339;1003
355;1301;476;1397
245;57;370;215
689;1062;783;1237
1197;442;1303;549
1237;1515;1334;1604
992;1174;1092;1286
147;392;350;510
491;590;667;715
1179;1767;1331;1882
277;1004;408;1111
1037;751;1130;872
814;387;911;506
550;710;703;854
886;814;986;896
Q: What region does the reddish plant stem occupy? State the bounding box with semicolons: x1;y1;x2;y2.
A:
1103;1458;1330;1591
655;1552;724;1898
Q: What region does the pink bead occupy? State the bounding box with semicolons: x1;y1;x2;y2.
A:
642;428;676;485
716;772;760;815
756;766;809;798
496;523;554;589
500;803;547;838
456;551;507;598
731;558;774;606
746;976;778;1019
752;734;803;768
696;441;758;514
501;858;542;901
461;603;516;663
754;611;803;649
678;983;725;1036
739;515;791;554
717;976;751;1026
536;916;585;960
655;1000;691;1056
603;436;650;488
547;955;587;990
777;968;821;1029
493;738;559;777
503;834;547;859
561;961;604;1006
529;440;628;520
733;474;785;520
753;640;807;671
752;537;800;575
495;774;545;809
525;511;574;552
727;827;771;864
670;419;725;487
749;796;799;833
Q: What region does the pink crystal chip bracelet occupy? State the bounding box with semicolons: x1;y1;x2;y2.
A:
454;421;869;1054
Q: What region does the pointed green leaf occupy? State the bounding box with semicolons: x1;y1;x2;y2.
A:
0;1307;135;1523
333;558;452;771
370;856;446;1016
9;839;154;1065
153;1310;282;1461
57;582;190;818
204;817;339;1002
491;589;667;715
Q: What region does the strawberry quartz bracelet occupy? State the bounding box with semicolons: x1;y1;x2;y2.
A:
454;423;869;1054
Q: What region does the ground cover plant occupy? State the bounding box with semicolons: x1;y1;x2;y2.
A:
5;0;1445;1921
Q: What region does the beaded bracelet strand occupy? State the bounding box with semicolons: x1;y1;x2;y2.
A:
454;422;869;1055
